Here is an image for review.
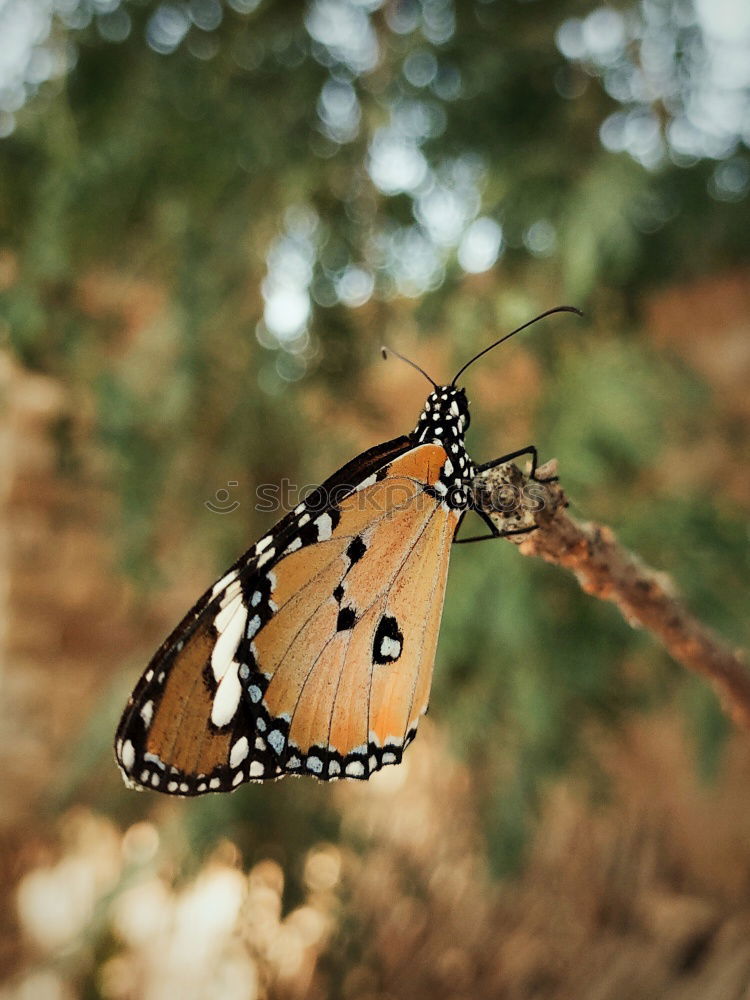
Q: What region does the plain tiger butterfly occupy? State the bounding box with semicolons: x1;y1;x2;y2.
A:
115;306;580;794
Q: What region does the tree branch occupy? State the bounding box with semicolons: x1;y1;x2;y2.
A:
472;460;750;731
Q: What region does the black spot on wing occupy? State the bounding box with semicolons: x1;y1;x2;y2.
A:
373;614;403;665
336;606;357;632
346;535;367;567
235;638;259;675
239;573;274;620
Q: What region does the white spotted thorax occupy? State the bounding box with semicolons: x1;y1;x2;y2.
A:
411;385;475;509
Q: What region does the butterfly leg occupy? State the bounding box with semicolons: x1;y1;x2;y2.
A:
453;510;537;544
476;446;557;483
457;445;555;544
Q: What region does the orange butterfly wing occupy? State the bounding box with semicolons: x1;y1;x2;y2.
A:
115;438;459;794
249;446;459;779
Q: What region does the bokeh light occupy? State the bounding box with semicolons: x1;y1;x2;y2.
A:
558;0;750;178
458;217;503;273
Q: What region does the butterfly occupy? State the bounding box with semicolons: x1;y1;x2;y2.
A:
115;307;580;794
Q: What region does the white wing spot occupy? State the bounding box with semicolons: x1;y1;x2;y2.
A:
232;770;244;786
221;579;242;605
285;537;302;555
211;569;239;597
298;513;310;526
121;740;135;771
256;536;273;554
257;548;275;568
329;760;341;776
315;513;333;541
140;701;154;728
306;755;323;774
168;781;178;792
380;636;401;660
345;760;365;777
248;684;262;703
382;751;397;764
251;591;262;606
230;736;249;768
215;593;243;633
249;761;265;778
211;663;242;727
246;614;261;640
355;474;376;492
211;606;247;682
209;777;221;789
268;729;285;754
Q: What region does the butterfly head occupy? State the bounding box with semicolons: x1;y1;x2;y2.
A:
413;385;471;445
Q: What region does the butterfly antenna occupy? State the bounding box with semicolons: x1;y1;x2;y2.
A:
381;345;438;389
451;305;583;386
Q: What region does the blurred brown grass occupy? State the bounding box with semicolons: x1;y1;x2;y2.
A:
8;715;750;999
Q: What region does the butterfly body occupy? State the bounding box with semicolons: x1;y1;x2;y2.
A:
115;386;478;795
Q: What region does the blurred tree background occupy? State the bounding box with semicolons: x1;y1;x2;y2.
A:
1;0;749;997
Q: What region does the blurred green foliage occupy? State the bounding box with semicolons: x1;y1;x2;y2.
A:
2;0;748;875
